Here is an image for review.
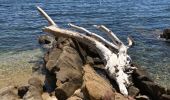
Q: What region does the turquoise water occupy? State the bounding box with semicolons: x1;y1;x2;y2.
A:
0;0;170;88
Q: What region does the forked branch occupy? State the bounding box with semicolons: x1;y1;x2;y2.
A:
37;6;135;96
68;23;119;50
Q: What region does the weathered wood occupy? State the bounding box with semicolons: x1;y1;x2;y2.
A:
94;25;122;46
68;23;119;50
37;6;135;95
37;6;57;26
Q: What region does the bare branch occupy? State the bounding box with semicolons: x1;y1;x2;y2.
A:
127;36;134;47
37;6;57;26
68;23;119;50
94;25;123;46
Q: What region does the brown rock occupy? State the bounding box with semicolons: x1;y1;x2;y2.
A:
0;86;19;100
67;96;82;100
23;77;43;100
82;64;128;100
23;86;43;100
67;89;84;100
45;48;62;71
53;46;83;100
42;92;58;100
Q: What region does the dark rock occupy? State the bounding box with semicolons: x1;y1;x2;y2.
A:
44;72;57;92
132;64;153;82
18;86;29;98
136;81;165;100
93;57;104;65
38;34;56;49
128;85;140;97
167;89;170;95
160;94;170;100
72;40;87;64
131;64;168;99
160;29;170;40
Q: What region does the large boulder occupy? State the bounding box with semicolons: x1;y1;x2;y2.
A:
54;46;83;100
42;38;84;99
82;64;128;100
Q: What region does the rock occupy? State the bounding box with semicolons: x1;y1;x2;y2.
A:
23;77;43;100
28;77;43;91
128;85;140;97
136;81;165;100
44;72;57;92
18;86;29;98
67;96;82;100
38;34;57;49
167;89;170;95
52;46;83;100
23;86;43;100
160;94;170;100
160;29;170;40
131;64;168;99
132;64;153;82
82;64;128;100
0;86;19;100
67;89;84;100
86;56;94;64
45;48;62;71
42;92;58;100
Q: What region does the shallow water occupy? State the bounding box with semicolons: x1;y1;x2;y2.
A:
0;0;170;88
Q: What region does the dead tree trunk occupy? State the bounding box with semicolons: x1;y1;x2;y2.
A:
37;6;135;95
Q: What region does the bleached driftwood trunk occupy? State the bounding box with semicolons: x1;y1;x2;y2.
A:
37;6;135;95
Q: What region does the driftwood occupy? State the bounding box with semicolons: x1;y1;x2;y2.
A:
37;6;135;95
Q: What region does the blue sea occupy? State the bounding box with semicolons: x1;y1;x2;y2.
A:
0;0;170;88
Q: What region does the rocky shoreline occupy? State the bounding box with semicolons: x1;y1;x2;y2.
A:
0;35;169;100
0;7;170;100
